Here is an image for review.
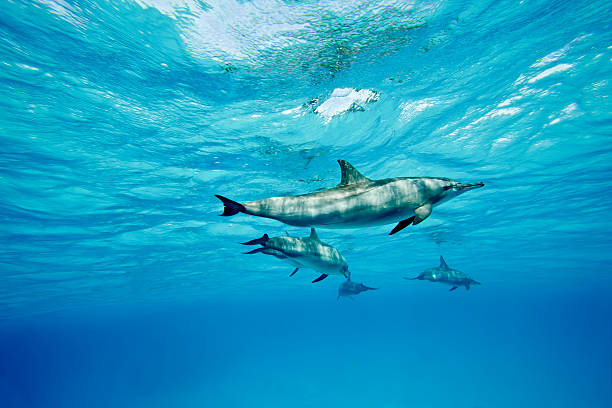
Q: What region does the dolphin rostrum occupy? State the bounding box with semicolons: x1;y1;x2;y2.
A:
215;160;484;235
337;278;377;301
405;256;480;291
241;228;348;283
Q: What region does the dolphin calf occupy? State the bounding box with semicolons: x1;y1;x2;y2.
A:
405;256;480;291
241;228;348;283
337;278;377;300
215;160;484;235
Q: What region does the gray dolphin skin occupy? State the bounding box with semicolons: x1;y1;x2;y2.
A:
241;228;348;283
405;256;480;291
337;278;377;300
215;160;484;235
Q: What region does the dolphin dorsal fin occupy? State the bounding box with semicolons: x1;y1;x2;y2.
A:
337;160;370;186
440;256;449;270
309;228;319;241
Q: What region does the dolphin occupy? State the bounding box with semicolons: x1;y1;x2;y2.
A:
405;256;480;291
241;228;348;283
215;160;484;235
337;278;377;300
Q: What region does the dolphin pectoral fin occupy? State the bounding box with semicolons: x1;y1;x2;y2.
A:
404;276;419;280
312;274;328;283
289;268;298;277
413;203;432;225
244;248;265;255
241;234;270;245
389;216;416;235
465;284;470;291
449;286;458;291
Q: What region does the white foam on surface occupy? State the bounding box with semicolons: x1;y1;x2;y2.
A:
133;0;436;68
314;88;379;122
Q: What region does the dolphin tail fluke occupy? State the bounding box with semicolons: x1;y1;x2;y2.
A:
215;194;246;216
389;216;416;235
404;276;419;280
241;234;269;246
244;248;265;255
289;267;298;277
312;274;328;283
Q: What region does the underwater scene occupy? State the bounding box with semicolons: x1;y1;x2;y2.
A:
1;0;612;407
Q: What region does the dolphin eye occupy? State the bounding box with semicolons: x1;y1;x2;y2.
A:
442;185;452;191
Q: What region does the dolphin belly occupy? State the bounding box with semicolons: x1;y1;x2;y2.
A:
276;250;346;276
263;240;347;276
299;256;346;276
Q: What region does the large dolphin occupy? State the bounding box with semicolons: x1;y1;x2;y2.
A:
215;160;484;235
241;228;348;283
405;256;480;291
337;278;377;301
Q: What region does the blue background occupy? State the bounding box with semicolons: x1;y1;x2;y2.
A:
1;0;611;406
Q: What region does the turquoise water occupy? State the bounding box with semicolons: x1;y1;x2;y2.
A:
1;0;612;406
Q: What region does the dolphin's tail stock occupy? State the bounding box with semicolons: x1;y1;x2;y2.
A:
215;195;246;216
240;234;269;246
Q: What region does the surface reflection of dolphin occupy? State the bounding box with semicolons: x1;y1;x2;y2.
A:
241;228;348;283
405;256;480;291
337;278;377;300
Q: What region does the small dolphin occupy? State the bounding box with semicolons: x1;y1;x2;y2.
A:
337;278;377;300
405;256;480;291
215;160;484;235
241;228;348;283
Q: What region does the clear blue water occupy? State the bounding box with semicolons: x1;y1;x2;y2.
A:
1;0;612;406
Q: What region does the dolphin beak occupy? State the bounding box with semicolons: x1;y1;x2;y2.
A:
459;182;485;191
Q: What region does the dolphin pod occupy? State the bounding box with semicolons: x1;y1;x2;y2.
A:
215;160;484;235
215;160;484;294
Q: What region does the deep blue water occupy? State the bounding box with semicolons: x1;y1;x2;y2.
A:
1;0;612;407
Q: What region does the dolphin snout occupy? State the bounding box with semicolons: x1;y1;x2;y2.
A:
459;182;485;191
